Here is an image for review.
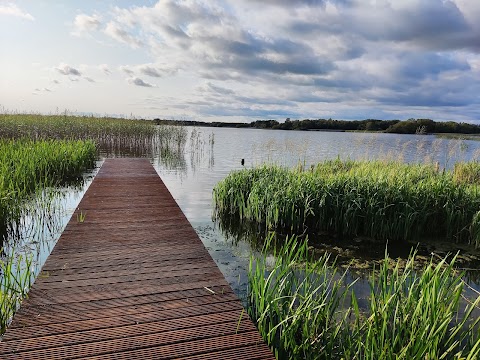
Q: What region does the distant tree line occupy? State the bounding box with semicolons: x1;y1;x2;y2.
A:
154;118;480;134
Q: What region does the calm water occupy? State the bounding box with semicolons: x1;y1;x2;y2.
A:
5;128;480;302
151;127;480;299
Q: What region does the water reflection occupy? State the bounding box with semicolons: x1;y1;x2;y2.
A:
153;127;480;301
1;164;100;277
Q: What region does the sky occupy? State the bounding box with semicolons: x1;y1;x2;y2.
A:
1;0;480;123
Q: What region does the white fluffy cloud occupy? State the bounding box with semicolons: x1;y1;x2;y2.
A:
104;21;143;48
72;14;101;36
0;3;34;20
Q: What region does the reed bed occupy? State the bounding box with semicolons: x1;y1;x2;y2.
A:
214;159;480;246
0;113;187;157
249;238;480;359
0;139;96;231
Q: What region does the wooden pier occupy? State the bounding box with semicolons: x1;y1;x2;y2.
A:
0;158;274;359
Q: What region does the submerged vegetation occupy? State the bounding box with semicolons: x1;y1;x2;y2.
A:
214;159;480;247
249;237;480;359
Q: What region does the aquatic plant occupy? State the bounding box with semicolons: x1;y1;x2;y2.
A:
0;113;187;157
0;139;96;232
454;161;480;185
0;252;32;335
249;239;480;359
248;236;351;359
214;159;480;246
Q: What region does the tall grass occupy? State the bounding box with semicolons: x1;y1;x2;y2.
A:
249;236;352;359
249;238;480;359
0;139;96;232
214;159;480;246
0;113;187;157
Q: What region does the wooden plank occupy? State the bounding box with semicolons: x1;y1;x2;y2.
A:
0;158;273;359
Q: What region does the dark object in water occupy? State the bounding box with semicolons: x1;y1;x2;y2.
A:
241;159;245;166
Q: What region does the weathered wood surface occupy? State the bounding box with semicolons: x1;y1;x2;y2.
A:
0;158;274;360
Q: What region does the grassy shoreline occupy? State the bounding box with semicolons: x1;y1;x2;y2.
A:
0;113;188;157
0;139;97;229
0;138;97;334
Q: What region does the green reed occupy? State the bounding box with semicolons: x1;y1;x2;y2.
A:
249;238;480;359
0;252;32;335
248;236;352;359
0;138;96;230
0;113;187;157
454;161;480;185
214;159;480;246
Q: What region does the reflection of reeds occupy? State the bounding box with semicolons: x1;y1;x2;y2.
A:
249;237;480;359
155;127;214;177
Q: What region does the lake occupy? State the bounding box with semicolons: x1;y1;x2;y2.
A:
5;127;480;302
151;127;480;298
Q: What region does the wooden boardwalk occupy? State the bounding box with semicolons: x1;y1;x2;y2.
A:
0;158;274;359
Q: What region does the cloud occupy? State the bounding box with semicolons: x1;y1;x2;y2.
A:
65;0;480;121
245;0;331;7
287;0;477;52
99;64;111;75
127;77;155;87
203;82;235;96
138;65;164;78
56;63;82;76
33;88;52;94
104;22;143;48
0;3;34;20
84;77;95;83
138;64;177;77
119;65;134;76
72;14;101;36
